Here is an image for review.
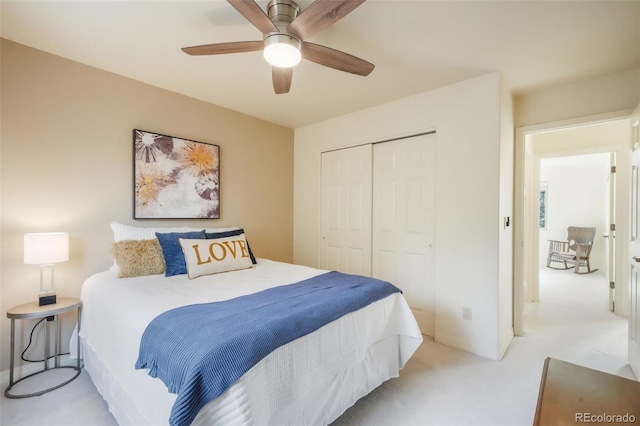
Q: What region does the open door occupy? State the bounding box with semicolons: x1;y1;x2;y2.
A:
629;103;640;380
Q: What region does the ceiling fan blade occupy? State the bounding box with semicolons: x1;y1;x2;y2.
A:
302;42;374;76
227;0;278;34
182;41;263;56
272;67;292;94
288;0;366;40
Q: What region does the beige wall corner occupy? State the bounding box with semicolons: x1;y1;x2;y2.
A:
0;39;294;372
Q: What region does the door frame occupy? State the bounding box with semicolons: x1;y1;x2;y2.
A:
627;105;640;380
514;109;634;336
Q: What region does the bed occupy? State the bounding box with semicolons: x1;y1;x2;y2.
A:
75;223;423;425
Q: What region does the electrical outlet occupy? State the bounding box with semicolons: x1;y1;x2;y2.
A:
462;306;472;320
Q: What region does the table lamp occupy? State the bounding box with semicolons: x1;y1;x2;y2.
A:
24;232;69;306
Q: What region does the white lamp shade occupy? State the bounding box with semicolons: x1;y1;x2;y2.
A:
24;232;69;265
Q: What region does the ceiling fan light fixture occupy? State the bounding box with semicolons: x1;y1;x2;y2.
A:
263;33;301;68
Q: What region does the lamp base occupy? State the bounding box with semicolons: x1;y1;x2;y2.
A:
39;293;57;306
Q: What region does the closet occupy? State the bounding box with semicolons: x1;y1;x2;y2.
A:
320;133;436;335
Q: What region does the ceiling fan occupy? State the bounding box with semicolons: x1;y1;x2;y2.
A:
182;0;375;94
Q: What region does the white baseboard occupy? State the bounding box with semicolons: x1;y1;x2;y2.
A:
435;334;502;361
498;328;515;361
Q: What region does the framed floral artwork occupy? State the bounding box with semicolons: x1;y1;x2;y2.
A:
133;129;220;219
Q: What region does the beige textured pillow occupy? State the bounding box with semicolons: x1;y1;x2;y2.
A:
110;239;166;278
180;234;254;279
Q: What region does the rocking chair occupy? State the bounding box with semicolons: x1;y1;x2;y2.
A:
546;226;598;274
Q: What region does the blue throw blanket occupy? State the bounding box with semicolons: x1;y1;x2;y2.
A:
135;271;401;426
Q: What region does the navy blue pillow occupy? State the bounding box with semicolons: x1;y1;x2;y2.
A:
156;231;206;276
205;228;257;264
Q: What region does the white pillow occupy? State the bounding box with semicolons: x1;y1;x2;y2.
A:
110;222;239;242
179;234;254;279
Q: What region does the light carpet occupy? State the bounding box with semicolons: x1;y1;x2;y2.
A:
1;268;634;425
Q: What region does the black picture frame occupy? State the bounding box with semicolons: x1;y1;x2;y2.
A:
133;129;220;219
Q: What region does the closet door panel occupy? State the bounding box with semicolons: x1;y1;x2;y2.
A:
327;246;341;271
376;250;397;283
373;133;436;336
320;145;372;276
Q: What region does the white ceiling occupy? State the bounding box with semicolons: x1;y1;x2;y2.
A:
1;0;639;129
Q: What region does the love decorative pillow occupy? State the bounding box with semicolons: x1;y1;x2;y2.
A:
179;234;255;279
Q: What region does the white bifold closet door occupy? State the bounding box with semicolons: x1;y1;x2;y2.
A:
320;134;436;336
372;134;436;336
320;144;373;276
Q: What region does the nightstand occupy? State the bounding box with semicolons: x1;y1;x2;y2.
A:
4;297;82;398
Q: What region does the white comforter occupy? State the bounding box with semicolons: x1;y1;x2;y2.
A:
78;259;422;425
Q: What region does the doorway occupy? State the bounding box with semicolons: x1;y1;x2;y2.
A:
514;115;632;336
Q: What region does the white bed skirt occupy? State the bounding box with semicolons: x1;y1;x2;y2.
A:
82;332;417;425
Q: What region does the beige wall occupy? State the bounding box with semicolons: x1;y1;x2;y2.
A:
0;39;294;373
